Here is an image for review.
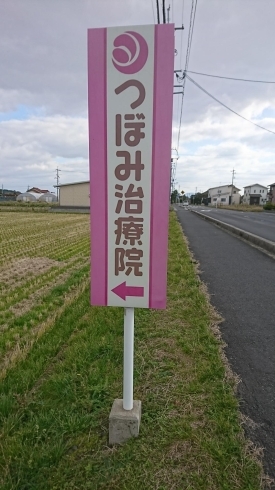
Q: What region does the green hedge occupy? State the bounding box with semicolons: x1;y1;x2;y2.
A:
263;202;275;210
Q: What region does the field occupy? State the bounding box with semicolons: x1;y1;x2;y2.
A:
0;211;265;489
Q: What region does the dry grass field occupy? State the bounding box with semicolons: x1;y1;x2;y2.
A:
214;204;263;212
0;212;90;379
0;212;265;489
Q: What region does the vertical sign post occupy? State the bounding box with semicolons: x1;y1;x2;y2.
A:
88;23;174;443
123;307;134;410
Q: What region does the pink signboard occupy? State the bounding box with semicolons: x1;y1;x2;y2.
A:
88;24;174;309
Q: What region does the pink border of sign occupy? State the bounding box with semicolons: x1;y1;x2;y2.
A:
88;28;107;305
149;25;174;309
88;25;174;308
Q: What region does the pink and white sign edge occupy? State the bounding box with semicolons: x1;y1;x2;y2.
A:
88;24;174;309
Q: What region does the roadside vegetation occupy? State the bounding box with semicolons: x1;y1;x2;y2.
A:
0;211;266;489
263;202;275;211
217;203;275;212
0;201;56;213
0;201;55;207
210;204;264;212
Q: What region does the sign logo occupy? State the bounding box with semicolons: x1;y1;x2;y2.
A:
112;31;148;74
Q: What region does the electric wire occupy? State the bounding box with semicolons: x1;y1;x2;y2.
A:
171;0;174;23
186;70;275;84
185;73;275;136
186;0;197;68
176;0;198;152
150;0;156;23
156;0;160;24
162;0;166;23
175;0;185;148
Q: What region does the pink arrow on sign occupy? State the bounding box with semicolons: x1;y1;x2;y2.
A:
111;282;144;301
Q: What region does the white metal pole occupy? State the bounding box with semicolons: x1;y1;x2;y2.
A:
123;307;134;410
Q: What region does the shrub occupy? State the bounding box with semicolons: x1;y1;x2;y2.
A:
263;202;275;210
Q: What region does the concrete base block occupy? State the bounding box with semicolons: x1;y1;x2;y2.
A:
109;399;141;445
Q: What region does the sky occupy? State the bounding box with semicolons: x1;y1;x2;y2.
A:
0;0;275;195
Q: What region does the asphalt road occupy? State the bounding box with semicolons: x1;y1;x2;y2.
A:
176;206;275;483
192;206;275;243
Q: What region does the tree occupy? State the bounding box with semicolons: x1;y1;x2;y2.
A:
191;191;208;205
170;189;178;204
181;193;188;202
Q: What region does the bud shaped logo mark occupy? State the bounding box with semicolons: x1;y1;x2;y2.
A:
112;31;148;74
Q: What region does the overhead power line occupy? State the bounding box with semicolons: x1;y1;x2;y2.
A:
175;0;185;147
185;73;275;136
176;0;198;151
186;0;197;68
162;0;166;23
150;0;156;23
171;0;174;22
186;70;275;84
156;0;160;23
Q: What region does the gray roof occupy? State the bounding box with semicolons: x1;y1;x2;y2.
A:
208;184;240;191
243;183;268;189
54;180;89;188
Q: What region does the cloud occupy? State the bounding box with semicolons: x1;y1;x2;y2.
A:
0;115;88;191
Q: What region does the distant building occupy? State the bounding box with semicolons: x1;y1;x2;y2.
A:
208;185;241;206
0;189;20;201
243;184;268;205
28;187;49;194
267;183;275;204
55;181;90;207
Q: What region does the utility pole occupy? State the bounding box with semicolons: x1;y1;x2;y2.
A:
170;148;178;204
170;158;176;203
55;167;61;202
230;168;236;205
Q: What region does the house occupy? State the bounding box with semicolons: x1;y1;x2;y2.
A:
267;183;275;204
243;184;268;205
208;185;241;206
28;187;49;194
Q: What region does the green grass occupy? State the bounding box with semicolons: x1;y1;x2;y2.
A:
0;212;265;489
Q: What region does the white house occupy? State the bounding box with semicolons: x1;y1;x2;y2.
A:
243;184;268;205
208;185;241;206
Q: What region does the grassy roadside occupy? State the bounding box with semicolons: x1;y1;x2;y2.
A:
0;202;55;213
211;204;263;212
0;212;266;489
